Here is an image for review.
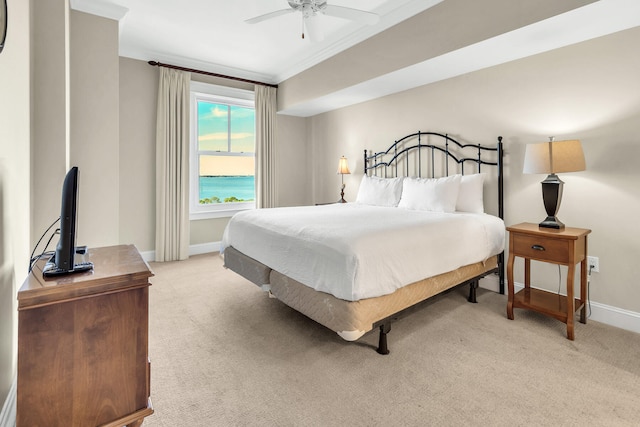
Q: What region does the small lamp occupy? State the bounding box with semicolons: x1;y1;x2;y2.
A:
337;156;351;203
523;137;585;229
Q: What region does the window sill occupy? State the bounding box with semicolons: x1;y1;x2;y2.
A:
190;206;254;221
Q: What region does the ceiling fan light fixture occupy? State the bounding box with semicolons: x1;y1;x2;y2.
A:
246;0;380;37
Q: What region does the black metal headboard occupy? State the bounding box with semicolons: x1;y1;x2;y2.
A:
364;132;505;293
364;132;504;218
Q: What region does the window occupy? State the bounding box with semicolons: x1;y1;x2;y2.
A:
190;82;255;219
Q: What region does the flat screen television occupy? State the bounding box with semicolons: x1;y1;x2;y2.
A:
42;166;93;277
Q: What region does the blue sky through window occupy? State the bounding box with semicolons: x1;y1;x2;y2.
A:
197;101;255;176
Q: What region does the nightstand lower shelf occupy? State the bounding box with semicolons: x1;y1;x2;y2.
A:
512;288;585;324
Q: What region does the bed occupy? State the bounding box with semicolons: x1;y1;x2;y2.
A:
221;132;505;354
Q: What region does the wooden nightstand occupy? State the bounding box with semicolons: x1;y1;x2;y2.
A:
506;222;591;340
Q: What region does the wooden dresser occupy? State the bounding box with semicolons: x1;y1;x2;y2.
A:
17;245;154;427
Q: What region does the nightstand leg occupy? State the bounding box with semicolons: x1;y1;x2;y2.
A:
566;263;576;340
507;252;515;320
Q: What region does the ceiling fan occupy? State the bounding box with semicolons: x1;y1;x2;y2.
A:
245;0;380;41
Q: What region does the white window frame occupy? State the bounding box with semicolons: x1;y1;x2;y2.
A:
189;81;256;220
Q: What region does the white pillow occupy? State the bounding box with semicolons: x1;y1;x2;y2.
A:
398;175;461;213
355;176;404;207
456;173;485;213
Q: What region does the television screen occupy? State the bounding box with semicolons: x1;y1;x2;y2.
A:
42;167;93;277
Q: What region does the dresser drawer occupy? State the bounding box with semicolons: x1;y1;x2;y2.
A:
512;233;570;264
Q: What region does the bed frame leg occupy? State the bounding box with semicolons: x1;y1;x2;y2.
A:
467;280;479;303
377;323;391;355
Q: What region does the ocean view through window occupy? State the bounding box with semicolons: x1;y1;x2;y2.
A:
190;82;256;219
199;175;255;204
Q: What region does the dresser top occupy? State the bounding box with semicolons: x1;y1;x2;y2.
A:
19;244;153;309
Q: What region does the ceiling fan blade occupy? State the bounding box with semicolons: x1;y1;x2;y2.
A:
245;8;295;24
323;5;380;25
304;15;324;42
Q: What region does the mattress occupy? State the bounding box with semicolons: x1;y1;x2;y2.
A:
221;203;504;301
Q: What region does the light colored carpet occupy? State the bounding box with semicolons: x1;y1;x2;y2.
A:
144;253;640;426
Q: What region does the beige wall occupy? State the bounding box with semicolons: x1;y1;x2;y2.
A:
306;27;640;313
119;57;158;251
31;8;122;249
0;0;31;408
31;0;68;246
276;114;311;207
70;11;120;248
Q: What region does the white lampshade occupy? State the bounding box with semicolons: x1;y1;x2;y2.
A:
337;156;351;175
523;139;586;174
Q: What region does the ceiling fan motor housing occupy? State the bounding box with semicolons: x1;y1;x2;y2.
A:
289;0;327;18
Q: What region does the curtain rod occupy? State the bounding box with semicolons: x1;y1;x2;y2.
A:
148;61;278;89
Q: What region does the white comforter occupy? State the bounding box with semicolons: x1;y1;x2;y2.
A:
221;203;505;302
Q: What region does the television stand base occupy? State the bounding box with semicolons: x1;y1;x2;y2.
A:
42;260;94;277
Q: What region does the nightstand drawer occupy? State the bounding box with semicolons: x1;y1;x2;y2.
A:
512;234;570;263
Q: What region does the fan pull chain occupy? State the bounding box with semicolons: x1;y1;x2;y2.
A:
301;14;305;39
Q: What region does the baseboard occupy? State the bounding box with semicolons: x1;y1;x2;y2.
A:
582;300;640;334
479;273;501;293
513;282;640;335
140;250;155;262
139;241;221;263
190;242;221;256
0;375;16;427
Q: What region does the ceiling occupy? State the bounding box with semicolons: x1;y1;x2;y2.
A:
70;0;640;117
70;0;442;84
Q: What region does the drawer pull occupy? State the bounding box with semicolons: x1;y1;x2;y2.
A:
531;244;546;251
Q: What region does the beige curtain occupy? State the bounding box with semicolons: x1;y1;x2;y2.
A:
255;85;277;209
155;68;190;261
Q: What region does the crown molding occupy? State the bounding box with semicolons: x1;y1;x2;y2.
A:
70;0;129;21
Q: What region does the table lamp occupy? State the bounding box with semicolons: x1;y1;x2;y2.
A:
337;156;351;203
523;137;585;229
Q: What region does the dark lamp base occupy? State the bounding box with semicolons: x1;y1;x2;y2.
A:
539;216;565;229
539;173;565;229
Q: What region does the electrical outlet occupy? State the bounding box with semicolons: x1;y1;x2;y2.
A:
587;256;599;273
